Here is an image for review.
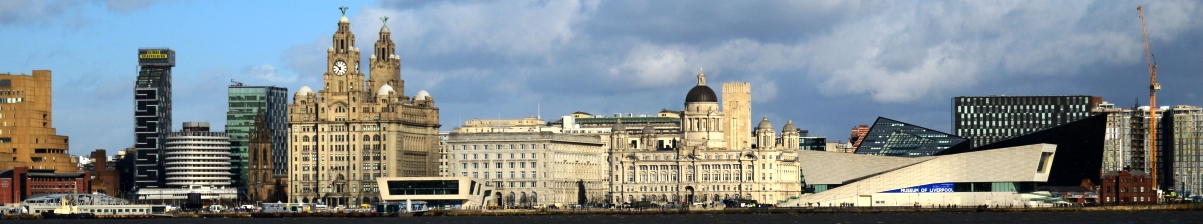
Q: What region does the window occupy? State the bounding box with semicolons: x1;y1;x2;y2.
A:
1037;152;1053;173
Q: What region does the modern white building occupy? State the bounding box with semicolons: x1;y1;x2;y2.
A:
138;121;237;200
785;144;1058;207
164;122;232;188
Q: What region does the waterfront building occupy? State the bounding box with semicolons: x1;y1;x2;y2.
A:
0;167;89;204
787;144;1056;207
164;122;232;188
438;132;450;178
953;95;1102;148
0;70;74;173
88;149;122;196
1093;102;1135;173
445;132;606;206
137;122;237;200
376;177;494;208
1130;106;1168;188
1165;105;1203;196
853;117;969;157
226;83;288;189
937;114;1106;186
287;10;441;207
452;117;546;133
608;72;802;205
134;48;175;188
1100;170;1157;205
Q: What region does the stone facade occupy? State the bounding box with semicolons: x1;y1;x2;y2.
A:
248;110;284;202
446;132;606;206
0;70;74;173
287;11;440;207
608;72;802;205
722;82;751;150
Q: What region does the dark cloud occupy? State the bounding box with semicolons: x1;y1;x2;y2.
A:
301;0;1203;141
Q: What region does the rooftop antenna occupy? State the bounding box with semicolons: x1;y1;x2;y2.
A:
230;79;243;86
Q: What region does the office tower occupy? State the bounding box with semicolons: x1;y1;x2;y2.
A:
953;95;1101;147
226;83;287;188
134;49;174;188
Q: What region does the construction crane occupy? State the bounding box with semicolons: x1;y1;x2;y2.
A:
1138;5;1162;190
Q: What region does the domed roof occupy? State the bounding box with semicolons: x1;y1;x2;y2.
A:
377;84;394;95
612;119;625;132
415;90;431;100
757;117;773;130
642;124;656;134
296;86;313;96
685;69;717;103
380;25;390;33
782;120;797;132
340;16;349;23
685;85;718;103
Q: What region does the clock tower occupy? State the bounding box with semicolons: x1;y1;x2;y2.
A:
325;7;363;94
288;7;442;207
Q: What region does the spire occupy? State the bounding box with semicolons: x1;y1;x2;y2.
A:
697;67;707;86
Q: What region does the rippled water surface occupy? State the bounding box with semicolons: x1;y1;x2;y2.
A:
12;211;1203;224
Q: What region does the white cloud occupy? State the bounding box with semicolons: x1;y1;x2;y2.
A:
357;0;599;58
609;44;691;87
247;64;296;83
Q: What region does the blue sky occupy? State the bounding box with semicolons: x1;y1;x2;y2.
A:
2;0;1202;157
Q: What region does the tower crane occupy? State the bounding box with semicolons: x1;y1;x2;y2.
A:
1138;5;1162;190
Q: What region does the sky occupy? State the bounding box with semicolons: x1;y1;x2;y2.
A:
2;0;1202;157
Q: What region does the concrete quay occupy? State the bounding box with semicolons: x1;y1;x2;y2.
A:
424;203;1203;216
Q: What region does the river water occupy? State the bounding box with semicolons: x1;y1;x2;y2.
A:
12;211;1201;224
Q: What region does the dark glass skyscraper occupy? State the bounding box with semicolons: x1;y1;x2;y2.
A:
226;83;287;188
854;117;969;157
134;48;174;188
953;95;1102;148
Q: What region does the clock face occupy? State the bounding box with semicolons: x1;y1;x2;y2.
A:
334;60;347;76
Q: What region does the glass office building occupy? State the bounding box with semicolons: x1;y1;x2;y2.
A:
953;95;1101;148
854;117;969;157
226;84;288;188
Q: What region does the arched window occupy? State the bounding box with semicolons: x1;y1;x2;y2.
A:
303;136;309;142
363;135;370;141
373;135;380;141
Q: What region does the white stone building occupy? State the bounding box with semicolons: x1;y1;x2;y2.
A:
445;132;607;206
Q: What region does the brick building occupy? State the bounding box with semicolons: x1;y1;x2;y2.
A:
1100;170;1156;205
88;149;121;196
0;166;89;205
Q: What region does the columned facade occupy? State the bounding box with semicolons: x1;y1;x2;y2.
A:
608;73;801;206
